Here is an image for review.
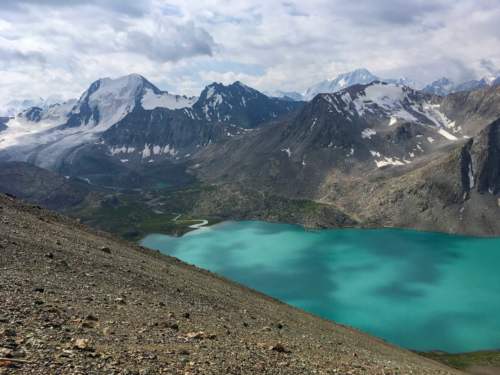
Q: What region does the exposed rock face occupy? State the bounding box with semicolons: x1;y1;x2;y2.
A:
192;83;500;235
438;85;500;135
192;81;301;128
0;117;8;132
471;119;500;194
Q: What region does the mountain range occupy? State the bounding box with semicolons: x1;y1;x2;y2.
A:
0;70;499;236
265;68;500;102
423;75;500;96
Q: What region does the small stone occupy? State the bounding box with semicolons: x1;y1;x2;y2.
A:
1;328;16;337
115;298;126;305
164;322;179;331
73;338;93;351
269;343;290;353
0;348;13;358
86;314;98;322
33;287;44;293
185;331;216;340
100;246;111;254
45;252;54;259
80;321;94;329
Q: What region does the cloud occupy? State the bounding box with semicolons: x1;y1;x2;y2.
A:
1;0;151;17
327;0;449;26
480;59;500;75
125;21;216;62
0;47;46;66
1;0;500;107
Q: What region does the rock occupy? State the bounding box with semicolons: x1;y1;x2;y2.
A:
0;348;13;358
45;252;54;259
100;246;111;254
102;327;114;336
33;287;44;293
162;322;179;331
0;328;16;337
269;343;290;353
86;314;98;322
185;332;216;340
115;298;126;305
73;338;93;351
80;321;95;329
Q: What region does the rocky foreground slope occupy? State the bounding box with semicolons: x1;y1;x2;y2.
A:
0;193;460;374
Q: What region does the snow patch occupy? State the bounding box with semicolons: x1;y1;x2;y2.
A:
361;128;376;139
375;157;405;168
141;88;196;110
438;128;458;140
468;162;475;189
281;148;292;158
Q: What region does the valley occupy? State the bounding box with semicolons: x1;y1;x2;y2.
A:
1;75;499;237
1;69;499;374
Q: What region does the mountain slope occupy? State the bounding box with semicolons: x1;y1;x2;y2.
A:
0;76;301;172
423;75;500;96
0;193;461;374
422;78;456;96
191;81;301;128
438;85;500;136
192;82;500;235
195;82;466;184
0;161;91;210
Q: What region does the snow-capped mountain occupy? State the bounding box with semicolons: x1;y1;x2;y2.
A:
284;82;463;166
197;81;471;193
101;81;302;164
454;77;493;93
0;75;301;170
302;69;418;101
64;74;196;131
303;69;379;101
1;97;64;117
0;74;197;168
423;74;500;96
422;78;456;96
190;81;300;128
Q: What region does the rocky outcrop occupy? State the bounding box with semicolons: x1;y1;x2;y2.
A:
471;119;500;194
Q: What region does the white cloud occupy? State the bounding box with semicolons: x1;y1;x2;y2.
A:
1;0;500;107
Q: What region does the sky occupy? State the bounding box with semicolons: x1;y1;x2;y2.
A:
1;0;500;106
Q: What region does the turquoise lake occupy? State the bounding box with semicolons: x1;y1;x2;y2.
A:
141;221;500;353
